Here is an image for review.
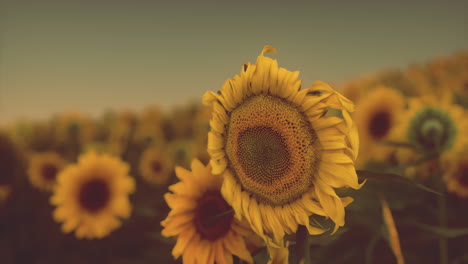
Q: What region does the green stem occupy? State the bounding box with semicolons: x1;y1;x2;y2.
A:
295;225;311;264
433;160;448;264
438;190;448;264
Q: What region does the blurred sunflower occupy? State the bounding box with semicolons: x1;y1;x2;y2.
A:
27;152;66;192
340;80;367;104
354;86;405;165
5;120;55;153
397;97;467;161
53;111;95;146
139;145;173;186
395;98;468;182
50;151;135;239
167;139;195;168
161;159;254;264
133;106;165;145
203;46;362;247
444;152;468;198
192;104;212;143
108;110;137;155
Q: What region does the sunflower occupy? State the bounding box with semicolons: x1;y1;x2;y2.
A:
133;106;165;145
161;159;254;264
203;46;362;247
53;111;95;146
395;97;468;165
167;139;196;168
444;152;468;198
139;145;173;186
108;110;137;156
50;151;135;239
28;152;66;192
354;86;405;165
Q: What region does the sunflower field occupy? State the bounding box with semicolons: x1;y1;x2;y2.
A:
1;47;468;264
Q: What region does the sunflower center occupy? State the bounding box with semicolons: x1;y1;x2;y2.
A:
79;178;111;213
369;111;391;139
238;127;290;184
151;160;162;173
408;107;456;153
41;163;58;182
194;191;233;241
225;95;320;205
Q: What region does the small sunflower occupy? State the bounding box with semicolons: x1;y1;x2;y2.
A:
444;152;468;198
161;159;254;264
50;151;135;239
28;152;66;192
167;139;196;168
397;97;467;162
53;111;95;145
203;46;362;247
108;110;137;155
133;106;165;145
354;86;405;165
139;145;173;186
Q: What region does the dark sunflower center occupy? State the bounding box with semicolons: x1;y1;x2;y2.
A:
238;127;290;185
151;160;162;173
408;107;456;153
41;163;58;182
194;191;233;241
225;95;320;205
369;111;391;139
79;178;111;213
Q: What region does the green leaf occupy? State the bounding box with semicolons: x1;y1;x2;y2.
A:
357;170;441;195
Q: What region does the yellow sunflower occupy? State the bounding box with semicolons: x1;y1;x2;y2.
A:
203;46;362;247
161;159;254;264
354;86;405;165
167;139;196;168
139;145;173;186
50;151;135;239
133;106;165;145
28;152;66;192
444;152;468;198
53;111;95;146
395;97;468;167
108;110;137;155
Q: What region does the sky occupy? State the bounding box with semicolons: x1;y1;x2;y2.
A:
1;0;467;125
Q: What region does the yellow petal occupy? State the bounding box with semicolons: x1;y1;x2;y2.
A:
172;227;196;259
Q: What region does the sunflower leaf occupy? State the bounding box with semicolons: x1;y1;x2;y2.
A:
356;170;441;195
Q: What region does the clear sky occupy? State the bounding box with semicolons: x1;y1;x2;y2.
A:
1;0;467;125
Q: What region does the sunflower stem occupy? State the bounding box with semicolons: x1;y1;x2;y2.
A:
437;185;449;264
295;225;311;264
400;153;439;170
